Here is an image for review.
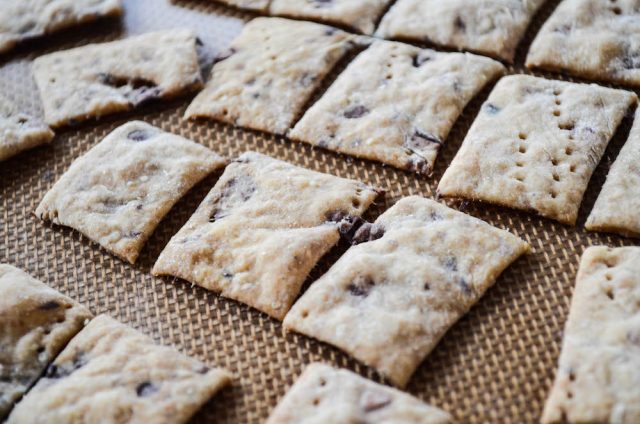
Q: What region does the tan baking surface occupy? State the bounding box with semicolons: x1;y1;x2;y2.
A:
1;0;638;422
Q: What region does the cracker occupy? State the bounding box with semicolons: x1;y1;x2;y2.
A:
35;121;227;264
32;29;202;128
0;264;92;420
0;0;123;55
269;0;393;35
541;246;640;423
290;40;504;175
284;196;529;387
152;151;380;320
526;0;640;88
6;314;232;424
266;363;453;424
586;109;640;237
215;0;269;12
0;93;54;161
437;75;637;225
375;0;546;63
185;17;357;135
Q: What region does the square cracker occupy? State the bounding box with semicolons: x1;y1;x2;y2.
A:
290;40;504;175
152;151;381;320
586;109;640;237
0;93;54;161
266;363;453;424
6;314;232;424
215;0;269;12
0;264;92;420
33;29;202;128
35;121;227;264
284;196;529;387
541;246;640;424
375;0;546;63
269;0;393;35
437;75;636;225
185;17;357;135
526;0;640;88
0;0;122;55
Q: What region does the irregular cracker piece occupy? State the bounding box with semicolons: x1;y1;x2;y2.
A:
0;0;123;55
269;0;393;35
6;314;232;424
586;109;640;237
526;0;640;88
266;363;453;424
35;121;227;264
437;75;637;225
152;151;380;320
215;0;269;12
290;40;504;175
375;0;546;63
0;93;54;161
284;196;529;387
33;29;202;128
0;264;92;420
185;17;357;135
541;246;640;424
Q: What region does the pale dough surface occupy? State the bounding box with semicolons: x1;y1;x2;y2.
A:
7;314;232;424
266;363;453;424
0;264;92;420
284;196;529;387
0;93;54;161
291;40;504;175
438;75;636;225
152;151;380;320
527;0;640;87
33;29;202;128
542;246;640;424
35;121;227;264
185;17;357;135
216;0;269;12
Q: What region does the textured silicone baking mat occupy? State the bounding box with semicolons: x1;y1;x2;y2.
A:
1;0;638;422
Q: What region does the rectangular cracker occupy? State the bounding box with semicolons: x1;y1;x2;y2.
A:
0;93;54;161
284;196;529;387
290;40;504;175
527;0;640;88
185;17;357;135
375;0;546;62
541;246;640;423
33;29;202;128
0;0;123;55
0;264;92;420
586;109;640;237
269;0;393;35
266;363;453;424
152;151;381;320
6;314;232;424
35;121;227;264
214;0;269;12
437;75;637;225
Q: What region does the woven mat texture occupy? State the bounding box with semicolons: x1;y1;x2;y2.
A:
1;0;638;422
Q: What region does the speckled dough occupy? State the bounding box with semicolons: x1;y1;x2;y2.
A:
438;75;636;225
152;151;380;320
0;93;54;161
527;0;640;87
269;0;393;35
6;314;232;424
284;196;529;387
33;29;202;128
266;363;453;424
185;17;357;135
586;109;640;237
290;41;504;175
0;264;92;420
376;0;546;62
216;0;269;12
35;121;227;264
0;0;123;54
541;246;640;424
